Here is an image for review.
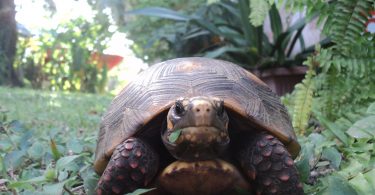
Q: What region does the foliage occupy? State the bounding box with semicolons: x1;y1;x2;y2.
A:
95;0;206;63
127;0;312;69
291;54;316;135
15;13;113;93
249;0;274;27
293;103;375;194
0;87;112;194
282;0;375;194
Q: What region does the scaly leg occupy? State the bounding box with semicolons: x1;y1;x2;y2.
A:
236;133;303;195
96;138;159;195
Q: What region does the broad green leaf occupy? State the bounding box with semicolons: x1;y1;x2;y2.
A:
309;133;326;146
318;114;349;146
28;142;45;159
217;2;240;19
338;159;364;179
190;17;238;44
269;3;282;42
238;0;256;46
49;128;60;139
347;116;375;139
58;170;68;182
322;147;342;169
204;46;247;58
126;188;156;195
8;120;25;132
363;169;375;188
322;175;357;195
366;102;375;114
349;172;374;194
168;129;182;143
42;181;66;195
67;138;83;153
21;168;43;181
182;30;209;40
0;139;13;151
83;171;99;195
19;131;32;150
126;7;190;22
9;176;45;190
4;150;26;170
56;155;81;171
295;143;313;182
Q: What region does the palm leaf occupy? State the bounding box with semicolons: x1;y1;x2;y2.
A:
126;7;190;21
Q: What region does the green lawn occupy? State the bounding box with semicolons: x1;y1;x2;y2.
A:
0;87;113;194
0;87;112;131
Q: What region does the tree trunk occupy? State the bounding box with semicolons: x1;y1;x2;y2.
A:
0;0;22;86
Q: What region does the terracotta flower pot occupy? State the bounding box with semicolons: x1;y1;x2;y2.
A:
252;66;308;96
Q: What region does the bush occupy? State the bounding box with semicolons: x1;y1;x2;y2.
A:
15;14;113;93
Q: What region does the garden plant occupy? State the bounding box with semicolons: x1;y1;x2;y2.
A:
0;0;374;194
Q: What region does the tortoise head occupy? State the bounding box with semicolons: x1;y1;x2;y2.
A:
161;96;230;161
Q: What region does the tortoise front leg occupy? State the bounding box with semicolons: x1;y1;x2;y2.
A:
96;138;159;195
236;133;303;195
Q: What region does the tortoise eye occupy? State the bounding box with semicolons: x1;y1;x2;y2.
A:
175;100;185;115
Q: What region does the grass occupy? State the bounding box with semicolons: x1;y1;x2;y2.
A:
1;87;374;195
0;87;113;194
0;87;112;131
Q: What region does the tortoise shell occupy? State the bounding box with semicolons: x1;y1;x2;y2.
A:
94;57;300;174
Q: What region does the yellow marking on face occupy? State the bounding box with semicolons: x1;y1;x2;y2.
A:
191;99;211;106
167;118;173;130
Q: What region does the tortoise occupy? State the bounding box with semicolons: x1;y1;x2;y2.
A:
94;57;303;195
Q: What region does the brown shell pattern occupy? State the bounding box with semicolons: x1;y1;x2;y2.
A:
94;57;300;174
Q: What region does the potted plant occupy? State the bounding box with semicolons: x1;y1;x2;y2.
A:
127;0;327;95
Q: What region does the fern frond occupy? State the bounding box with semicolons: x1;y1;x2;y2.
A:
313;45;375;120
249;0;273;26
328;0;373;49
292;56;316;135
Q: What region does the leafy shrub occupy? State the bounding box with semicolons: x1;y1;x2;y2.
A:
282;0;375;193
96;0;206;63
15;14;113;93
128;0;314;68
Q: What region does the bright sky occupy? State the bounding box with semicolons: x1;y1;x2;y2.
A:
15;0;93;31
14;0;148;91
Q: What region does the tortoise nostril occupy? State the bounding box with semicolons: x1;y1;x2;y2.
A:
206;108;210;112
196;108;200;112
